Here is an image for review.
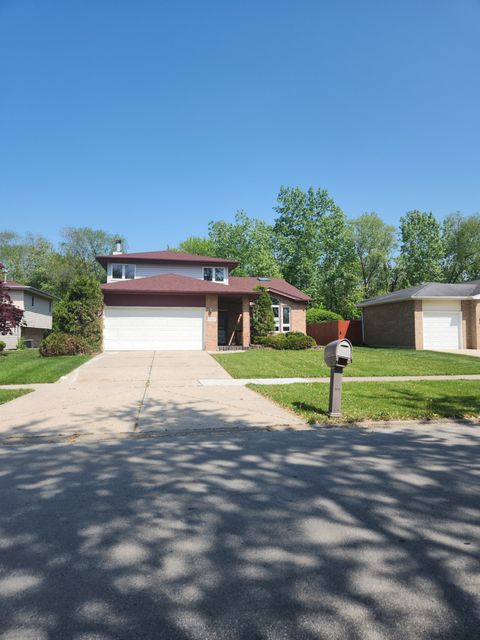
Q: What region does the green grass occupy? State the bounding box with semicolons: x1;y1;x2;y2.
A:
0;388;33;405
0;349;91;384
214;347;480;379
250;380;480;422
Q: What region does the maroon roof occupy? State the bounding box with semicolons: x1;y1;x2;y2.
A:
96;250;239;269
101;274;310;302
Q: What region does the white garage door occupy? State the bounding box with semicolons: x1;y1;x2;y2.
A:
423;311;462;349
104;307;204;351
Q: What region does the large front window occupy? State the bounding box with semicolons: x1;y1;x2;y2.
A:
203;266;226;282
271;298;291;332
111;263;135;280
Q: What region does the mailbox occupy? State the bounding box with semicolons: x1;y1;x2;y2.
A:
323;339;352;369
324;339;353;417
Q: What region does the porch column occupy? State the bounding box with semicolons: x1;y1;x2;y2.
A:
242;296;251;348
205;294;218;351
462;300;480;349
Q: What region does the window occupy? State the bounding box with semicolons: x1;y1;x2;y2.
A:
111;263;135;280
271;298;280;332
282;305;291;332
31;295;35;307
203;266;226;282
48;301;52;312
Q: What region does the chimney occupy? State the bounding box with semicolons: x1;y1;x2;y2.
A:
112;239;123;255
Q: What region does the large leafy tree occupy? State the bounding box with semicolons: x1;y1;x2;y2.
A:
60;227;127;282
273;186;360;316
177;236;215;256
0;231;55;288
350;212;396;298
442;213;480;283
0;273;24;336
208;210;280;277
397;210;444;287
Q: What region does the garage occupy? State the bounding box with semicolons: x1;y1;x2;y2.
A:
104;307;204;351
422;301;462;350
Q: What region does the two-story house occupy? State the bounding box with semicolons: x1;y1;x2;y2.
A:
96;249;310;351
2;282;54;349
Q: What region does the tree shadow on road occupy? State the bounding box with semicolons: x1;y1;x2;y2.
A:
0;418;479;639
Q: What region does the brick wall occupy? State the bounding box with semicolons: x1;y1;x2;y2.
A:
205;294;218;351
462;300;480;349
362;300;418;348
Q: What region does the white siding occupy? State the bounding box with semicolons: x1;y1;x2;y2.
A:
2;325;20;350
422;300;462;312
22;293;52;330
106;262;229;283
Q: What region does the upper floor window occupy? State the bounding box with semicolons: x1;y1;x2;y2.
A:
111;263;136;280
48;300;52;312
31;295;35;307
203;266;226;282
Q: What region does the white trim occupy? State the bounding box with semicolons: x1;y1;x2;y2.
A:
202;266;228;284
109;263;136;281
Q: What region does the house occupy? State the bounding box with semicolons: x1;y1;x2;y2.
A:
359;281;480;350
2;282;54;349
96;250;310;351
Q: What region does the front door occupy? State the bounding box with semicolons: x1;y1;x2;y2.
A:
218;310;228;346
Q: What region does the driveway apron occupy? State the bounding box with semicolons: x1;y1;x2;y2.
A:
0;352;304;439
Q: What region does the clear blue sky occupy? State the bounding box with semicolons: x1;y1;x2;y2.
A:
1;0;479;251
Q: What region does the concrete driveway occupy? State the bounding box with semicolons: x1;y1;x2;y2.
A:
0;422;479;639
0;351;304;440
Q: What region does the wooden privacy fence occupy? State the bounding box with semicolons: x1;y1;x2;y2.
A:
307;320;363;345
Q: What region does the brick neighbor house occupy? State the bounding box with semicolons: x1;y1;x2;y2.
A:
97;249;310;351
359;281;480;350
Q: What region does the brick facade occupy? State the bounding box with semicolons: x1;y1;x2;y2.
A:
362;300;417;347
204;294;218;351
462;300;480;349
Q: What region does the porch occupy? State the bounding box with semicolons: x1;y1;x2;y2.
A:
205;294;253;351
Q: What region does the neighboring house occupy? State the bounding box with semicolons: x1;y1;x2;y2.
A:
359;281;480;350
96;250;310;351
2;282;54;349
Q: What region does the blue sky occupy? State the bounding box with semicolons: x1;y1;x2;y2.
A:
1;0;479;251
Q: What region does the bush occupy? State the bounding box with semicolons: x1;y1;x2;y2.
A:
39;332;92;357
54;276;103;351
0;340;5;352
306;307;343;324
252;286;275;338
256;332;316;350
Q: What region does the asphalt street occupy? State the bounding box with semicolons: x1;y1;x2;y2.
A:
0;422;479;640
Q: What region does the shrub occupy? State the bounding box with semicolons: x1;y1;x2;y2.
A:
54;276;103;351
252;286;275;338
0;340;5;352
306;307;343;324
256;332;316;350
39;332;91;357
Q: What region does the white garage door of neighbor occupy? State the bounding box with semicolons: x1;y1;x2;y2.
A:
104;307;205;351
423;311;462;349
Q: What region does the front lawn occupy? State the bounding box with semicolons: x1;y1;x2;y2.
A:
214;347;480;378
0;389;33;405
250;380;480;423
0;349;91;384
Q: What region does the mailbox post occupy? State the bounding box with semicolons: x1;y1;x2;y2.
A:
323;339;353;417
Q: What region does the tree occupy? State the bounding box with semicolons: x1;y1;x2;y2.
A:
53;276;103;350
0;276;24;336
350;212;396;298
208;211;281;277
177;236;215;256
251;286;275;338
60;227;127;282
273;186;360;316
442;213;480;282
0;231;55;288
397;210;444;287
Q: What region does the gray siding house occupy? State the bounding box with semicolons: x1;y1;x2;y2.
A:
2;282;53;349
